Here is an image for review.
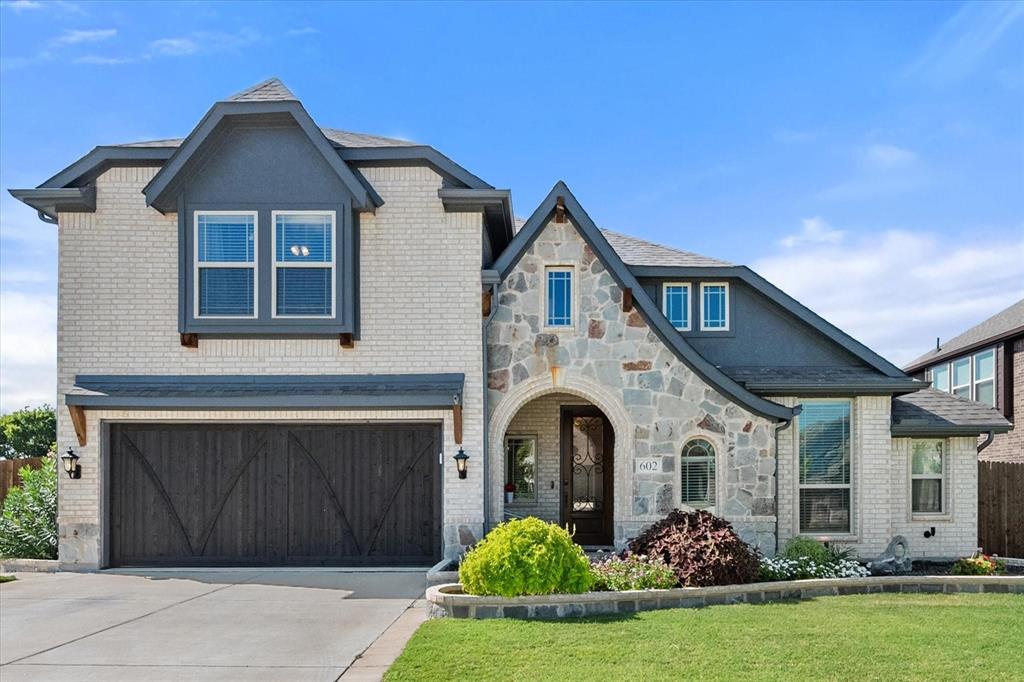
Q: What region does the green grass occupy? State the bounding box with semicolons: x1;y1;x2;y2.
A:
0;575;15;583
387;594;1024;681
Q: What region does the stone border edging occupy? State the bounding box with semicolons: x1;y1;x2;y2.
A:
426;575;1024;619
0;559;60;573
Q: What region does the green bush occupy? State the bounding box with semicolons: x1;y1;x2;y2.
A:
782;536;834;564
0;461;58;559
591;553;678;591
627;509;761;587
459;518;593;597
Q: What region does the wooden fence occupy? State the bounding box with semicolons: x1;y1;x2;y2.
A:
0;456;47;508
979;461;1024;558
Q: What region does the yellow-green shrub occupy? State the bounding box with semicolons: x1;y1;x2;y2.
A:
458;518;593;597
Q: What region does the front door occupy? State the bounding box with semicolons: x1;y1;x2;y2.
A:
560;406;614;546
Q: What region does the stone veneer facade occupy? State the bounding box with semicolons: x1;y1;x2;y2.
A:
486;218;778;553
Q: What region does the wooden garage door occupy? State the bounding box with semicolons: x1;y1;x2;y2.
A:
108;423;442;567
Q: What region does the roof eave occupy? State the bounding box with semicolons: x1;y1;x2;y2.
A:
8;186;96;221
890;424;1012;437
903;324;1024;373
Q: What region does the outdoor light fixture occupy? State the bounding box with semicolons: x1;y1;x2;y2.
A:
453;448;469;479
60;448;81;480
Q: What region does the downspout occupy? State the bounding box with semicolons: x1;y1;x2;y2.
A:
773;410;798;556
977;430;995;453
481;280;499;536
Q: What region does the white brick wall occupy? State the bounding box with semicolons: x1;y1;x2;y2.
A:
774;395;978;560
56;164;485;567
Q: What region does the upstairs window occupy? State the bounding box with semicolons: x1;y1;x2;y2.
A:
195;212;257;318
546;267;573;327
700;282;729;331
911;440;945;515
663;283;691;331
681;438;716;508
798;401;852;535
928;348;996;407
273;212;335;318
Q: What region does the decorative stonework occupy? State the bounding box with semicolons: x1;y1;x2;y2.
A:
487;219;777;552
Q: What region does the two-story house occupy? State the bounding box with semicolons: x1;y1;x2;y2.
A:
904;299;1023;463
10;79;1011;569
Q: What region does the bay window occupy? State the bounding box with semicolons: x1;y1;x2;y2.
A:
798;401;852;535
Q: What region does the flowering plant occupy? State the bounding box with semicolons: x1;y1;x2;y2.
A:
504;482;516;493
759;555;869;581
952;550;1006;576
590;553;678;591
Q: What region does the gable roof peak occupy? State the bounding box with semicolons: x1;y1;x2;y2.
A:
224;77;296;103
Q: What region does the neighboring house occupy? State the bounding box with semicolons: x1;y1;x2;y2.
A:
9;79;1011;569
904;299;1023;463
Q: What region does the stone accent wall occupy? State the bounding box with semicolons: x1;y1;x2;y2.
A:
56;165;484;567
503;393;586;523
776;394;979;560
487;218;777;553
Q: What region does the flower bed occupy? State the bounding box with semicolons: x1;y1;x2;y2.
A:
427;575;1024;620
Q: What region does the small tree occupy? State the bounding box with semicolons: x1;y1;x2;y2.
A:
0;405;56;459
0;462;58;559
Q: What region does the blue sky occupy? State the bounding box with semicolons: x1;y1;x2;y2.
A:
1;0;1022;411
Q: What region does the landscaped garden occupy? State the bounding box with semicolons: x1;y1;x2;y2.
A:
387;592;1024;681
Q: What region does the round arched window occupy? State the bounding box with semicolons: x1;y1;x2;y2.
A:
681;438;716;508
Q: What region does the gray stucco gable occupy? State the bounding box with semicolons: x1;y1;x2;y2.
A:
493;181;796;422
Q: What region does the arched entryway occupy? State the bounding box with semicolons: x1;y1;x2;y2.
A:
489;375;632;547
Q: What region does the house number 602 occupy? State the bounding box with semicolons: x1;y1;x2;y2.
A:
636;458;661;473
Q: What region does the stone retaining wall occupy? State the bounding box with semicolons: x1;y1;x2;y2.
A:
426;576;1024;619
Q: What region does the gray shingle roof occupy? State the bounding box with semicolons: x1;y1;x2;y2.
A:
905;298;1024;371
320;128;415;148
891;387;1012;436
601;229;732;267
224;77;296;102
722;366;922;393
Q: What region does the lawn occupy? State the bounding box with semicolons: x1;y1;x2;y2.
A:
387;594;1024;681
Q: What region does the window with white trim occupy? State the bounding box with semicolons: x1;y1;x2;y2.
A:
928;348;996;407
195;212;257;318
798;401;852;535
663;283;691;331
911;440;944;515
545;267;573;327
700;282;729;331
681;438;716;508
504;436;536;502
273;211;335;317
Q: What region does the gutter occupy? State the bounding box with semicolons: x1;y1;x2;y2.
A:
773;413;797;554
977;430;995;454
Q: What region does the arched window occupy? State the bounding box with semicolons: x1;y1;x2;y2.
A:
681;438;716;508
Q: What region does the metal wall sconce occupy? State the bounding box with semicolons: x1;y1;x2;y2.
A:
453;448;469;479
60;448;81;479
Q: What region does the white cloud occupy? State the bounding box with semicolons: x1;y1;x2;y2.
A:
779;217;844;248
0;290;56;413
2;1;43;11
286;26;319;37
149;37;198;56
49;28;116;47
753;223;1024;367
864;143;917;169
74;54;136;65
2;0;83;13
904;1;1024;84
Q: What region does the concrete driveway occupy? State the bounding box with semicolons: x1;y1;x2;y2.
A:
0;569;428;681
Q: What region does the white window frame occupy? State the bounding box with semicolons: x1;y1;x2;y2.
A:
662;282;692;331
504;435;538;504
271;210;337;319
543;265;576;329
930;363;949;392
193;210;258;320
972;349;995;406
950;357;971;399
796;398;855;538
909;439;948;518
699;282;730;331
679;436;719;510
